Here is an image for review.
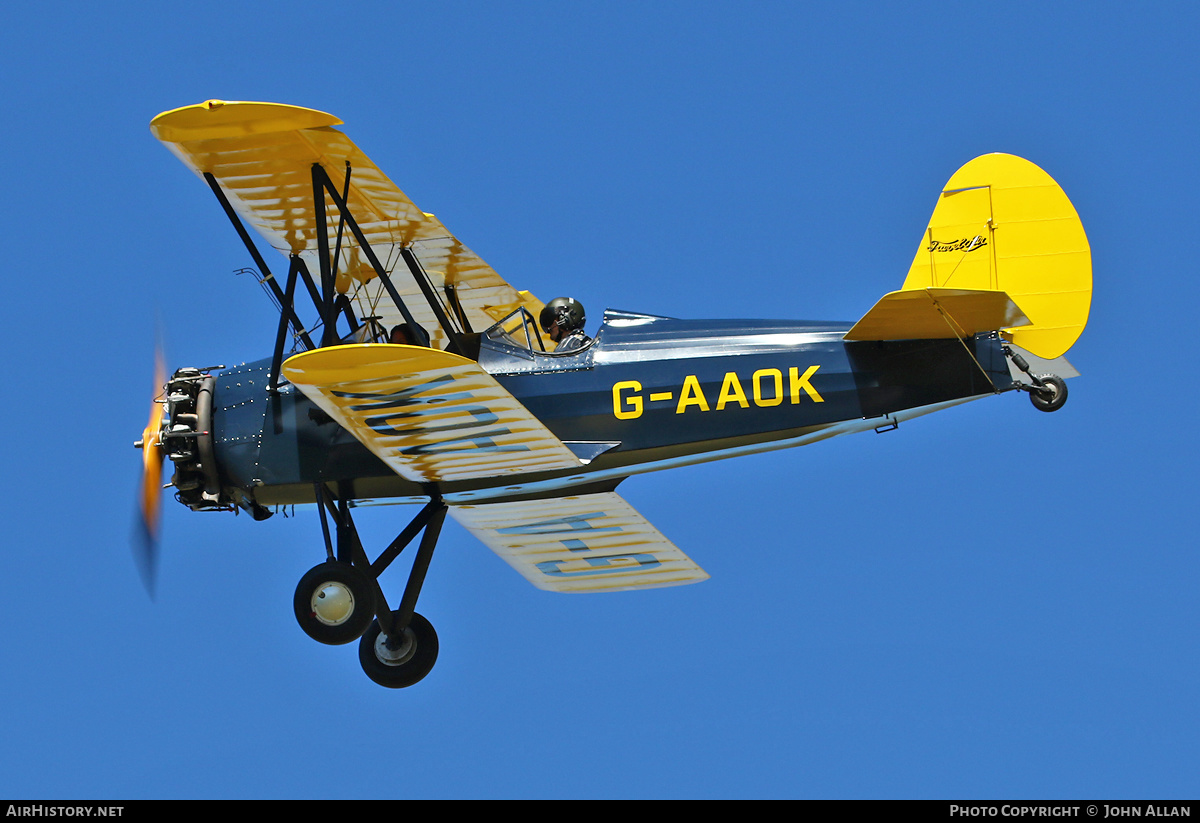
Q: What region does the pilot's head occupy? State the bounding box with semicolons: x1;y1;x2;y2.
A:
539;297;586;343
390;324;415;345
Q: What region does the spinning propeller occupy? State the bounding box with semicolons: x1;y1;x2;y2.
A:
133;344;167;597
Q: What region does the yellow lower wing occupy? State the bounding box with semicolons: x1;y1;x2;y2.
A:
450;492;709;592
281;344;582;483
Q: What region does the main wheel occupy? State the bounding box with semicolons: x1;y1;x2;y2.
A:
293;561;376;645
358;611;439;689
1030;374;1068;413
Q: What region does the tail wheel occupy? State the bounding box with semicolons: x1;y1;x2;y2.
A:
1030;374;1068;413
294;561;376;645
358;611;439;689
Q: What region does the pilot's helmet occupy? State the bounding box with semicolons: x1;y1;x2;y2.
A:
539;297;586;335
389;324;415;345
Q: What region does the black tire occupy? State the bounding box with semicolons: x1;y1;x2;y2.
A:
358;611;439;689
1030;374;1068;413
293;561;376;645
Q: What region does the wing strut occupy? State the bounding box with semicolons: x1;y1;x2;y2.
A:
313;160;337;348
203;172;316;352
268;257;304;392
399;245;469;357
309;162;439;349
205;172;365;391
205;163;460;370
262;255;361;391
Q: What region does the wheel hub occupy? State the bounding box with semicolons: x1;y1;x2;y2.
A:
311;582;355;626
374;627;417;666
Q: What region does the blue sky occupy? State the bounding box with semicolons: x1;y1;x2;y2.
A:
2;1;1198;799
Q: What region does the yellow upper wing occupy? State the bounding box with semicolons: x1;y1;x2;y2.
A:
151;100;544;349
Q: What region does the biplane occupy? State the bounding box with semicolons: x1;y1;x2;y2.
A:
136;100;1091;688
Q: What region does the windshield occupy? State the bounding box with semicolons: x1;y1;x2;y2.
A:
483;308;547;353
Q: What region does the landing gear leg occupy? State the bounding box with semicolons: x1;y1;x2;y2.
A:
358;502;447;689
294;483;448;688
1004;345;1069;413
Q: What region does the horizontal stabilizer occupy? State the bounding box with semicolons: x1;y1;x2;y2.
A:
845;288;1030;342
450;492;709;593
282;344;582;483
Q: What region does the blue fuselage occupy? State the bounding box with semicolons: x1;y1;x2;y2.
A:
209;310;1012;508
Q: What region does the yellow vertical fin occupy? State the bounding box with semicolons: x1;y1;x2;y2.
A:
901;154;1091;359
